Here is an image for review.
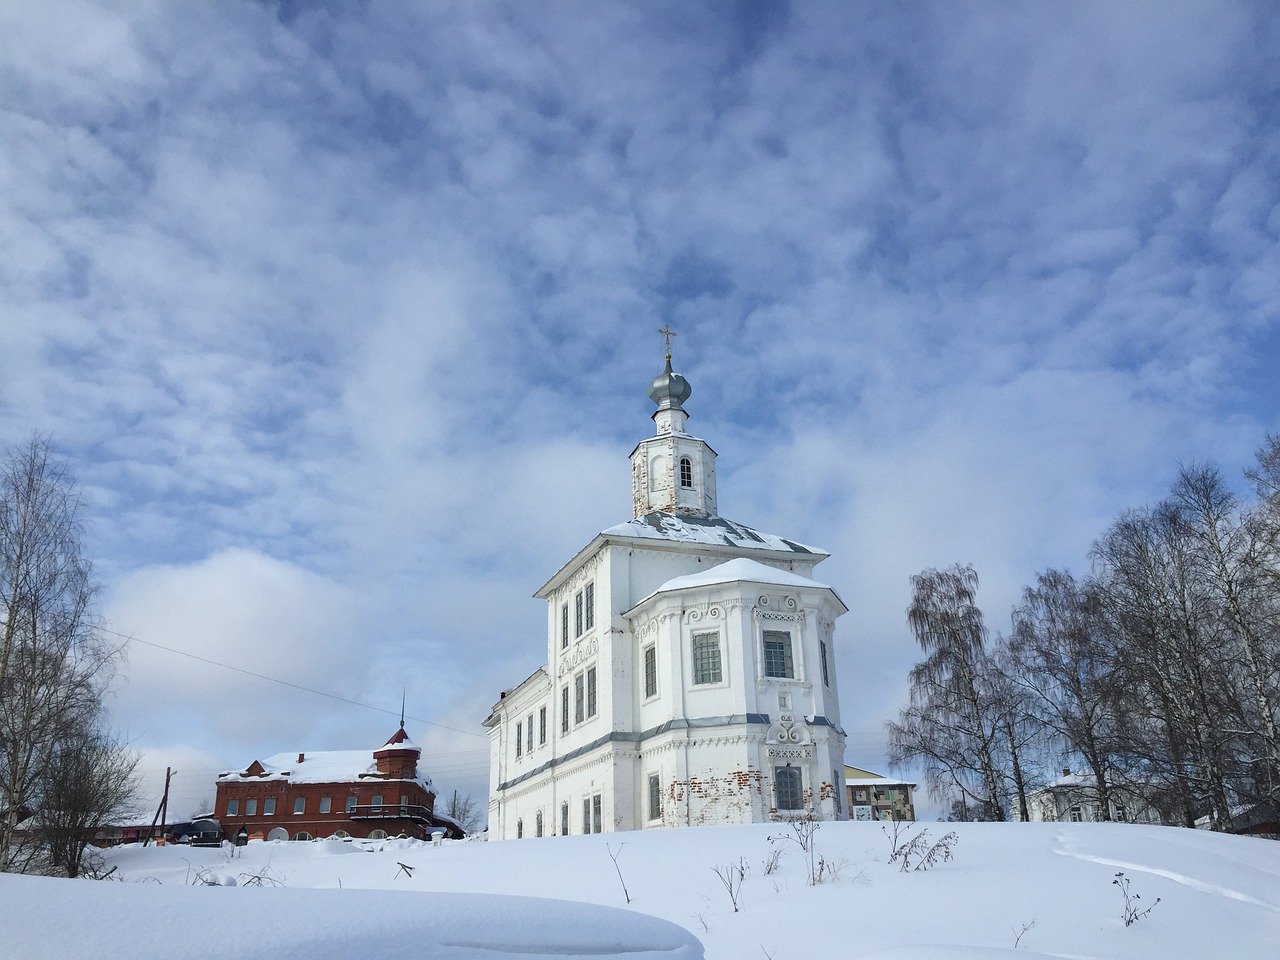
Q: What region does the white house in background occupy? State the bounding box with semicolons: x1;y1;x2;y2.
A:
1022;770;1163;824
485;349;849;839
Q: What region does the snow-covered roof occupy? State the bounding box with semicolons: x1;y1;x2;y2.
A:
628;556;846;613
656;557;832;593
604;512;826;556
218;741;429;790
847;777;915;788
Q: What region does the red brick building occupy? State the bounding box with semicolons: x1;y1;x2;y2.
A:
214;727;463;841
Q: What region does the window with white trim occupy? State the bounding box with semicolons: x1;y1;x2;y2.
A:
526;712;534;753
263;798;275;816
245;799;258;816
345;795;356;813
561;603;569;648
561;686;570;734
574;672;585;723
319;796;332;814
585;582;595;631
820;640;830;687
561;801;570;836
775;766;803;811
832;769;841;815
535;811;543;837
516;819;523;839
679;456;693;488
647;773;662;821
643;644;657;699
586;666;597;718
515;721;523;758
227;799;239;817
575;590;584;637
294;796;305;815
692;632;722;684
593;794;602;833
763;630;795;679
539;706;547;745
582;797;591;834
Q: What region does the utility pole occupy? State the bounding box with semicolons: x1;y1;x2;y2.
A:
143;767;172;846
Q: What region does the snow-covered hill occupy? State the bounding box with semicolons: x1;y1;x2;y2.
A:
5;821;1278;959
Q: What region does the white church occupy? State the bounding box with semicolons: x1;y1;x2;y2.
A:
485;347;849;838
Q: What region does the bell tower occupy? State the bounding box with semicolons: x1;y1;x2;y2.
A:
629;327;718;518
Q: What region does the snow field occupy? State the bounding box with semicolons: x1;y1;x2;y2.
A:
5;821;1279;960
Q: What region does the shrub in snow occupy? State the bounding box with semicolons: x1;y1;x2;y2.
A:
884;822;958;872
1113;872;1161;926
712;858;748;912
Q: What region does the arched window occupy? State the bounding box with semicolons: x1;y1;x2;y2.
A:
368;829;388;840
679;457;693;488
293;831;313;841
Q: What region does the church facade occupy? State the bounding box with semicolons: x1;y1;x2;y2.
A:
484;353;849;838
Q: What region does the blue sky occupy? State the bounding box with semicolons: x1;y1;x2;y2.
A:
2;1;1278;818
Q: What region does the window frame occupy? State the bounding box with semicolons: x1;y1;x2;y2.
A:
586;666;597;719
647;773;662;822
263;797;275;816
820;639;830;687
245;798;258;817
763;629;795;679
691;631;724;685
293;796;305;815
227;798;239;818
574;672;585;724
643;644;657;700
592;794;602;834
515;721;523;758
539;706;547;745
679;456;693;488
526;712;534;753
575;590;584;637
775;766;803;811
345;795;356;814
561;801;569;836
319;796;332;815
535;810;543;837
561;686;570;734
584;582;595;631
561;603;569;649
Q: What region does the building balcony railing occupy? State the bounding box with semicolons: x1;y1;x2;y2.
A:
347;803;434;822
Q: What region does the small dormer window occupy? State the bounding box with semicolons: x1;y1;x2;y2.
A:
679;457;693;488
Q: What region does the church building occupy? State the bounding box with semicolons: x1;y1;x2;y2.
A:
484;346;849;838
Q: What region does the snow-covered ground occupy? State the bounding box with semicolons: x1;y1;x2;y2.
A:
5;821;1279;959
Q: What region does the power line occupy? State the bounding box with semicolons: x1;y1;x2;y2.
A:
105;627;489;740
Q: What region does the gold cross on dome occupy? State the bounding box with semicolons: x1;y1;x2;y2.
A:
658;323;677;358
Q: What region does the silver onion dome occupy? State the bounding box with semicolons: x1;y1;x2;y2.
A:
648;355;692;408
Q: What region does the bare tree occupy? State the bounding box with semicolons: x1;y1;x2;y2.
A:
888;565;1006;820
0;437;132;873
441;789;482;834
1008;570;1125;820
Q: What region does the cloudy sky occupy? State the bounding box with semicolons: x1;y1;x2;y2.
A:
3;1;1278;820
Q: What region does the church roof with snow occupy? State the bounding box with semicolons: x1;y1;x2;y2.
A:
603;512;825;556
628;556;846;613
217;729;430;789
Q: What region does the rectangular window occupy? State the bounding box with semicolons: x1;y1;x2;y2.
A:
245;799;258;817
535;811;543;837
763;630;795;679
585;582;595;631
319;796;332;814
582;797;591;834
561;686;570;734
820;640;830;687
526;713;534;753
263;797;275;816
294;797;305;815
227;798;239;817
561;801;570;836
346;795;357;813
372;794;383;810
574;672;585;724
643;645;657;698
516;721;523;758
516;819;523;839
539;706;547;745
586;666;597;718
648;774;662;821
575;590;584;636
561;603;569;648
692;632;722;684
775;767;803;811
592;794;602;834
